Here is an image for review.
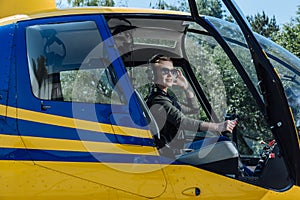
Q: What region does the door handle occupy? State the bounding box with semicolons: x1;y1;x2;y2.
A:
182;187;201;196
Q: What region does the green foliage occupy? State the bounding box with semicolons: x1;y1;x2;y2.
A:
150;0;189;12
245;8;299;58
184;27;272;155
67;0;115;6
99;0;115;6
246;11;279;39
150;0;223;17
196;0;223;18
60;69;122;104
273;6;300;58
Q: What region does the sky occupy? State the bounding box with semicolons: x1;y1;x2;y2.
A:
126;0;299;25
234;0;299;25
59;0;299;25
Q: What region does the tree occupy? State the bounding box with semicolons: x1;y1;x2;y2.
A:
247;11;279;39
67;0;115;7
150;0;223;18
150;0;189;12
274;6;300;58
56;0;63;7
196;0;223;19
99;0;115;6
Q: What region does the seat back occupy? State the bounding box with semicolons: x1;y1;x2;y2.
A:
134;90;160;139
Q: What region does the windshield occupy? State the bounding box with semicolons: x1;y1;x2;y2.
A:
185;21;272;157
206;16;300;131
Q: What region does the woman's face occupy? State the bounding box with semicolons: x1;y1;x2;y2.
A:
154;60;177;89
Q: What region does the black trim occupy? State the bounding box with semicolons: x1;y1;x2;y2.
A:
221;0;300;185
105;12;192;21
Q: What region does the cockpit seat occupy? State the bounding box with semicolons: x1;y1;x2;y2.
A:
177;136;239;177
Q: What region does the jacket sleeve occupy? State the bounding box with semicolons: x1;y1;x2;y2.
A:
180;96;200;114
151;97;203;133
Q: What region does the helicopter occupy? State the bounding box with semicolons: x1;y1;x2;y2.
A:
0;0;300;199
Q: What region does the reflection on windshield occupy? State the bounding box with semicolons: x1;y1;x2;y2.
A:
206;16;300;130
185;22;273;157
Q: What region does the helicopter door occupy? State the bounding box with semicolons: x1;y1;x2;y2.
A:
219;0;300;185
187;0;299;187
16;15;167;198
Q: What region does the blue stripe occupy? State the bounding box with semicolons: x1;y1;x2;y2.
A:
0;148;179;164
16;119;154;146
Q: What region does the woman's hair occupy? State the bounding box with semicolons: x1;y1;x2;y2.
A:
148;54;173;64
148;54;173;81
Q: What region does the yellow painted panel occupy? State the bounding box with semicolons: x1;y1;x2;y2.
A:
263;186;300;200
19;135;158;155
163;164;300;200
1;161;300;199
0;104;6;116
0;104;152;139
112;124;152;138
0;133;157;155
0;6;190;26
7;105;17;118
34;161;167;198
0;0;56;18
0;134;25;148
0;161;121;200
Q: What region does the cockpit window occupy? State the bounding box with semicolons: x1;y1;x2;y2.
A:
185;22;273;156
206;16;300;130
26;21;125;104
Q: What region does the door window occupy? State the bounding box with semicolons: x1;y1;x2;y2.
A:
185;22;291;189
26;21;124;104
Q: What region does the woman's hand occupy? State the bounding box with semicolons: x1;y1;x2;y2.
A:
173;69;189;90
200;120;237;134
217;120;237;133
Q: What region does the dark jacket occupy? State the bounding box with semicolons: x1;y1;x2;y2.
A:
146;86;202;148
